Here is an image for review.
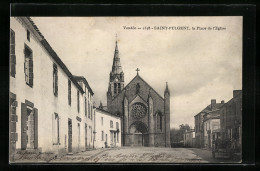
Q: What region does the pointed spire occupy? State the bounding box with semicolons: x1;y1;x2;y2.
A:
164;82;170;95
112;37;123;74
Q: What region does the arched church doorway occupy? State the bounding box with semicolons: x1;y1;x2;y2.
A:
129;121;149;147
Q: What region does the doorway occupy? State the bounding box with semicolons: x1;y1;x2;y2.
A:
129;121;148;147
26;108;34;149
68;119;72;153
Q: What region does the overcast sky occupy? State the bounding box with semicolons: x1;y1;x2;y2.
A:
31;17;242;129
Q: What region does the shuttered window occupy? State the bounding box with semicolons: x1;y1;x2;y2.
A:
110;120;113;128
27;29;30;42
53;63;58;96
77;90;80;113
24;45;33;87
10;29;16;77
116;122;119;130
68;80;71;105
84;97;87;116
88;102;90;118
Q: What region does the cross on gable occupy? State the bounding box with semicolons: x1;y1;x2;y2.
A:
136;68;140;75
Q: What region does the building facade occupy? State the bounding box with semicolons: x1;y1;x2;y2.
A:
203;111;221;149
94;107;121;148
220;90;242;151
9;17;94;161
106;41;171;147
194;99;224;148
183;129;195;148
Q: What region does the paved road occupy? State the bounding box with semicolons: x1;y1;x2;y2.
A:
51;147;219;163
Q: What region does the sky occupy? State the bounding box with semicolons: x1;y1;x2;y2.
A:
31;17;242;129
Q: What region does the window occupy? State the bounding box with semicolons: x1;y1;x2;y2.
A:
110;120;113;128
90;126;92;142
101;117;104;125
53;113;60;145
24;45;33;87
116;122;119;130
136;83;140;94
68;80;71;105
53;63;58;96
10;29;16;77
118;83;121;93
114;83;117;94
77;90;80;113
157;114;162;131
84;97;87;116
27;29;30;42
101;131;104;141
117;132;119;142
90;106;92;120
88;102;90;118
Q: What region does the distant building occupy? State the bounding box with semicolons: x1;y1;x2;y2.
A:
94;107;121;148
220;90;242;151
9;17;94;161
203;109;221;149
194;99;224;148
183;129;195;147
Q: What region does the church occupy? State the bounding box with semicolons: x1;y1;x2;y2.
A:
106;40;171;147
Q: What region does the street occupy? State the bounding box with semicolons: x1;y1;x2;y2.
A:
50;147;233;163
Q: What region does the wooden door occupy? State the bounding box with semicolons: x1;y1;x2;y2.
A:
68;119;72;153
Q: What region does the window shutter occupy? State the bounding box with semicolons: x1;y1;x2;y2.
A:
29;59;33;87
58;116;61;144
21;103;28;150
56;70;58;96
33;108;38;149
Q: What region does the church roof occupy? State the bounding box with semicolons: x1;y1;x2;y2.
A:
111;41;123;74
112;74;164;101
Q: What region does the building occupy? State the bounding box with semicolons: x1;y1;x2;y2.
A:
203;110;221;149
183;129;195;148
9;17;94;161
93;106;121;148
73;76;95;149
220;90;242;151
106;41;171;147
194;99;224;148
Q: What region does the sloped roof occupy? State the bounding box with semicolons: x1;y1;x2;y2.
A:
112;74;164;101
195;103;224;117
73;75;94;95
95;107;121;119
23;17;85;94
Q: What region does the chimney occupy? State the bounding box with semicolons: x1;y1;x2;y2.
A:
211;99;216;110
221;100;225;104
233;90;242;98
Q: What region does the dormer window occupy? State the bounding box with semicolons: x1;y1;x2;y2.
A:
27;29;30;42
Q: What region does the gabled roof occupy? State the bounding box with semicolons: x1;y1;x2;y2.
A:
112;74;164;101
194;103;224;117
95;107;121;119
22;17;85;94
73;75;94;95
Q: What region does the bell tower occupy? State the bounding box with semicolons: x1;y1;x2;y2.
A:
107;39;124;110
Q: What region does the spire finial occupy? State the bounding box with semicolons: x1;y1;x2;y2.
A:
136;68;140;75
116;33;118;43
164;81;170;95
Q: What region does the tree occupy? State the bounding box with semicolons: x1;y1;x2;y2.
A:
170;124;191;143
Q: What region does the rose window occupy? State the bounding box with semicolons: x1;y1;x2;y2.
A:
131;102;147;119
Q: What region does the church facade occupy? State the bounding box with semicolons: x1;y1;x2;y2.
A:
106;41;171;147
